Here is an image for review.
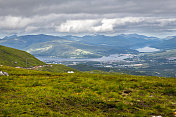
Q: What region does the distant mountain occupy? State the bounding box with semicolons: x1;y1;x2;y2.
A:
0;34;140;58
0;45;45;67
0;34;63;50
152;36;176;50
2;34;176;58
71;34;160;49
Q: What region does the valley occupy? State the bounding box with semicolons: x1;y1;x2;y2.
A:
0;38;176;117
1;1;176;116
1;34;176;77
37;51;176;77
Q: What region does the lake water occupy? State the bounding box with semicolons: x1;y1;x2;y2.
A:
37;54;133;63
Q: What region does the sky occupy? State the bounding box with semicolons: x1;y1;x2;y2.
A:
0;0;176;37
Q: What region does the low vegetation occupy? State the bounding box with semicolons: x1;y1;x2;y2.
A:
35;64;78;73
0;45;45;67
0;65;176;116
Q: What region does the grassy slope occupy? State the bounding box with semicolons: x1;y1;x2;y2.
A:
0;45;79;73
0;66;176;116
0;45;45;67
35;64;78;73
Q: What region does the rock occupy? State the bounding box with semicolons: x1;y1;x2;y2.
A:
67;71;74;73
3;72;9;76
0;71;4;76
0;71;9;76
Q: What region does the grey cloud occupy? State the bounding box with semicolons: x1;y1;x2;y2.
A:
0;0;176;37
55;17;176;35
0;0;176;17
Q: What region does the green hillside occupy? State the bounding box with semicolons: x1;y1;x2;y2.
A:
0;45;79;73
0;65;176;116
0;45;45;67
35;64;78;73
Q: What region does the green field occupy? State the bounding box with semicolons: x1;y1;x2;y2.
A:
0;65;176;117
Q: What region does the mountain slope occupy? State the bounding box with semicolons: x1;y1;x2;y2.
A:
0;65;176;116
3;34;176;58
0;34;140;58
152;36;176;50
0;45;45;67
70;34;160;49
0;34;64;50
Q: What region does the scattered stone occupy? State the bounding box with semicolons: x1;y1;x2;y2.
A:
0;71;4;76
67;71;74;73
0;71;9;76
15;66;23;68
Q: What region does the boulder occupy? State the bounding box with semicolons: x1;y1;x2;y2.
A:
0;71;9;76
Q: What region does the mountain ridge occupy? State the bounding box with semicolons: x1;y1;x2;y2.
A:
0;34;176;58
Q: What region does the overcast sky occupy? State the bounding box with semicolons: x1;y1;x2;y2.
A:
0;0;176;37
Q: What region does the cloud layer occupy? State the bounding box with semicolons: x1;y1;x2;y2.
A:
0;0;176;37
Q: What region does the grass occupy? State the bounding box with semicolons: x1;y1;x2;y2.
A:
0;45;45;67
35;64;78;73
0;65;176;116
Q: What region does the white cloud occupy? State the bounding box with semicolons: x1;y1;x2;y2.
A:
0;14;176;37
116;17;145;25
0;16;32;29
158;18;176;26
93;19;117;32
55;19;99;33
55;17;146;33
25;26;39;33
0;0;176;37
